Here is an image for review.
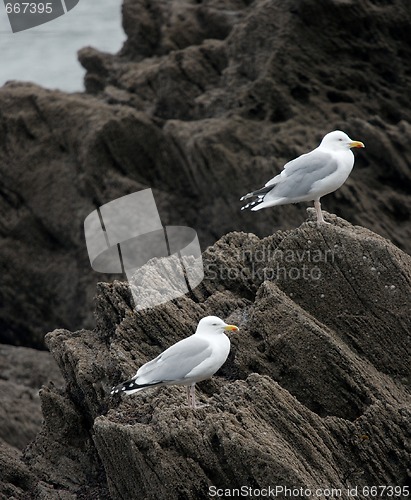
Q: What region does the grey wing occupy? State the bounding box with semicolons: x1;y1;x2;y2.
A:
135;336;212;384
268;150;338;199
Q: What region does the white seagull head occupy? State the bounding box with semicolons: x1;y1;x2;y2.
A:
319;130;365;151
196;315;239;336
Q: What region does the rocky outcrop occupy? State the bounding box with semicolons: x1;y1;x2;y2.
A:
1;0;411;347
0;345;64;499
0;345;64;451
0;440;36;499
3;214;409;499
1;0;411;498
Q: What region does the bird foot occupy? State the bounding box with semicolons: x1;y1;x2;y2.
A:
192;403;209;409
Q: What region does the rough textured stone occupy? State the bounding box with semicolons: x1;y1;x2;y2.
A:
1;0;411;347
0;345;64;451
0;439;35;499
1;0;411;498
3;215;407;499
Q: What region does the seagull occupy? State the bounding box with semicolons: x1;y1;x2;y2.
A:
240;130;365;223
111;316;239;408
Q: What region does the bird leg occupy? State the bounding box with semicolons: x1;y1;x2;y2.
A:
186;384;197;408
314;200;328;224
190;384;196;408
186;383;208;409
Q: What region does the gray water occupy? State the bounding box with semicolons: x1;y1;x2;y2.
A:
0;1;125;92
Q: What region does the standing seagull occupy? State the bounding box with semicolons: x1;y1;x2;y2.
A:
240;130;365;223
111;316;239;408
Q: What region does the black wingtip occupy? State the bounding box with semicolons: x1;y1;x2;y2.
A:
110;385;123;395
241;199;262;211
110;378;162;395
110;378;137;395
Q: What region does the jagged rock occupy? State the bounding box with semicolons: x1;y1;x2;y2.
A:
1;0;411;495
23;384;109;498
120;0;246;59
0;345;64;451
93;374;411;500
0;439;35;499
0;344;64;390
0;346;65;499
0;380;43;452
1;0;411;348
7;215;408;499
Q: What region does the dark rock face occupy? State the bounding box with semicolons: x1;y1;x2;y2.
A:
0;345;64;451
0;345;65;498
1;0;411;496
0;440;36;499
1;0;411;347
3;215;409;499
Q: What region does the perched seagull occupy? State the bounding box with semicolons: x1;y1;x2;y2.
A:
111;316;239;408
240;130;365;223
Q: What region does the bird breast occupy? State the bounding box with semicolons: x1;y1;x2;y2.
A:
185;334;231;382
310;150;354;197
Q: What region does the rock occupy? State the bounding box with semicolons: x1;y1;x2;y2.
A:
120;0;244;59
22;384;110;498
0;345;64;451
0;344;64;390
0;380;43;452
10;215;410;498
2;0;411;497
1;0;411;347
0;439;35;499
93;374;410;500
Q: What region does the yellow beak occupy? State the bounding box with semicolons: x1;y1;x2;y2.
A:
349;140;365;149
224;324;239;332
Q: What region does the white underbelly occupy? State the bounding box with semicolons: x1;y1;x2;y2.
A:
183;337;230;383
309;161;353;199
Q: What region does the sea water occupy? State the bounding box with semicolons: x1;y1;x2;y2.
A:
0;0;125;92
